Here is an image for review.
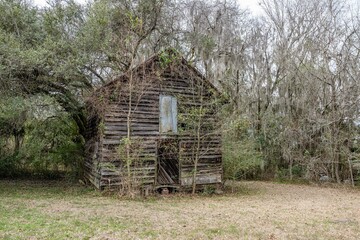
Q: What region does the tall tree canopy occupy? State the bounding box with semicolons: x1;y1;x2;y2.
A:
0;0;359;182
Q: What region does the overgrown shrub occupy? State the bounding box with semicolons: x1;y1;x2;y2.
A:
20;114;84;178
0;96;84;179
223;118;263;182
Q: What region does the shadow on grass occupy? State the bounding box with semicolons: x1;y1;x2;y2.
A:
0;179;98;199
0;179;266;202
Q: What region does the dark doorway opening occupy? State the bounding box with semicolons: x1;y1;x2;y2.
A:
157;139;179;185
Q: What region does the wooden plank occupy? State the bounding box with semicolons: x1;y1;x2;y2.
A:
180;174;222;186
105;118;159;124
103;131;160;136
104;125;159;132
104;113;159;120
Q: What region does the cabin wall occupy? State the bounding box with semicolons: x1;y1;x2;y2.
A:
98;83;160;189
85;58;222;190
84;114;102;189
156;63;222;187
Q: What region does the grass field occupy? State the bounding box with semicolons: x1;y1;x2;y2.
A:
0;180;359;240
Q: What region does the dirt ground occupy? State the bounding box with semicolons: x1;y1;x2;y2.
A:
1;181;360;239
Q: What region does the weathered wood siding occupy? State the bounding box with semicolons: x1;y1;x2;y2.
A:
156;61;222;187
85;55;222;190
84;114;102;189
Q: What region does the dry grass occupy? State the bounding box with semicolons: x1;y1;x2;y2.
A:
0;180;360;239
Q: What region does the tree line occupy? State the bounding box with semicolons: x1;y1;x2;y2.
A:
0;0;359;183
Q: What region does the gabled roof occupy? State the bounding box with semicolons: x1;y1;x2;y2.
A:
94;48;221;95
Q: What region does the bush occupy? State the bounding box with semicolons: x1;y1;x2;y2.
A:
19;114;84;179
223;118;263;182
0;155;20;177
0;96;84;179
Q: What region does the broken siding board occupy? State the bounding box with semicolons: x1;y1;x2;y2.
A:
180;175;222;186
105;129;159;136
104;125;159;132
105;119;159;125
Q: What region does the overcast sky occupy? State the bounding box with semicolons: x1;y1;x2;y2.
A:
238;0;263;15
33;0;264;15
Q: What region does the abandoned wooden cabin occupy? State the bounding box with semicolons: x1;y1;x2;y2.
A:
84;50;223;191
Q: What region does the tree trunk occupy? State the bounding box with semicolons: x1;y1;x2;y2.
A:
192;105;202;194
331;79;341;183
289;157;293;181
